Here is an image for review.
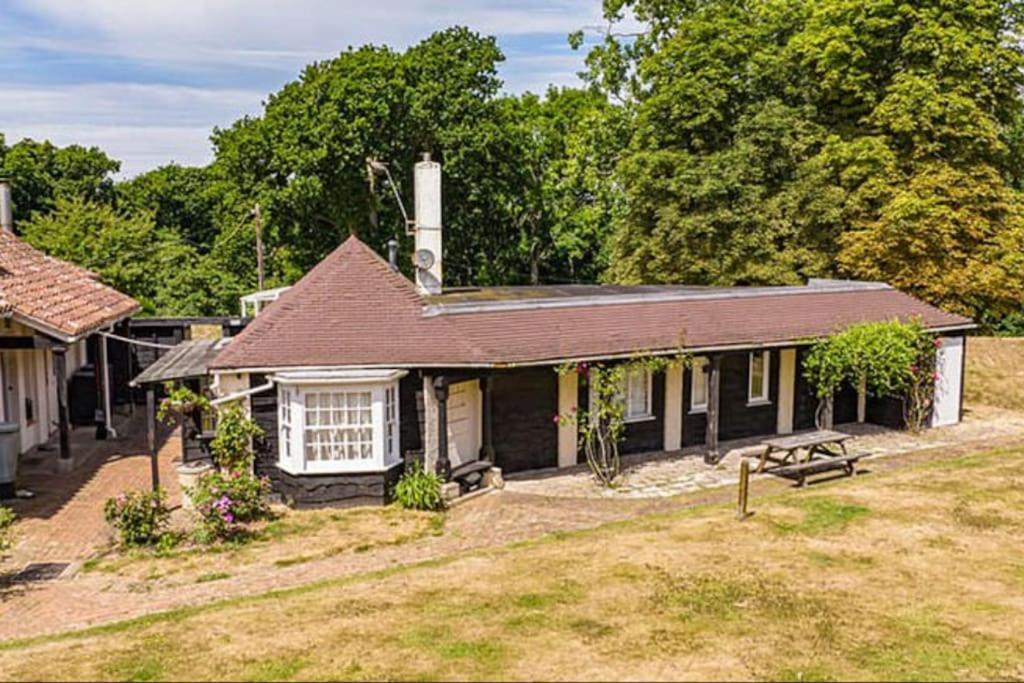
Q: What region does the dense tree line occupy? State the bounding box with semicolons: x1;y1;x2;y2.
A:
3;4;1024;329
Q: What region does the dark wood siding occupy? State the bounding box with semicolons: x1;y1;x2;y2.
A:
491;367;558;473
622;371;665;454
682;351;779;445
399;374;424;456
248;374;395;507
794;348;819;431
867;395;906;429
718;350;780;441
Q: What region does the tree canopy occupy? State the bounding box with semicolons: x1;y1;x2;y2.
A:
5;7;1024;328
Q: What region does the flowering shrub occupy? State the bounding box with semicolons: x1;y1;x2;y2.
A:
556;354;689;487
0;506;15;553
103;489;171;547
189;470;271;542
803;320;938;432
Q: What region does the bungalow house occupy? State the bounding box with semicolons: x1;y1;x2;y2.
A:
0;181;140;486
209;158;973;507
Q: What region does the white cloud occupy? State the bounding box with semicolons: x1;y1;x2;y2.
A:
12;0;612;68
0;83;265;175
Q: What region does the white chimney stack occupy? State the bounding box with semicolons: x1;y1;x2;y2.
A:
0;180;12;234
414;153;442;294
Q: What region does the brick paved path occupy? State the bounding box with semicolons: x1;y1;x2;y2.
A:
2;414;181;567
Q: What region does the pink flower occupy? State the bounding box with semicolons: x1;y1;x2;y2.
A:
570;405;577;413
552;415;561;424
933;338;942;347
910;364;918;374
932;371;940;381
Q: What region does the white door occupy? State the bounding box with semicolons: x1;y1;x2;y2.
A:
446;380;481;467
932;336;964;427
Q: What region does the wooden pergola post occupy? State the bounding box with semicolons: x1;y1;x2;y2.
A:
433;377;451;481
480;375;495;462
52;345;71;465
146;385;159;491
704;354;722;464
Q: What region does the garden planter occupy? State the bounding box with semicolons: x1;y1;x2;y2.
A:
177;461;213;510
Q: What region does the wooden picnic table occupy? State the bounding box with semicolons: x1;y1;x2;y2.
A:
756;429;851;473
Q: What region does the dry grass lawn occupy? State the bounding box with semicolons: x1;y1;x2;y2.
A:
2;441;1024;681
80;506;441;588
964;336;1024;411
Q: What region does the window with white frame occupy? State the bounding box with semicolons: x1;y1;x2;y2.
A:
690;357;709;413
276;373;404;475
587;367;654;423
748;351;770;404
623;368;653;421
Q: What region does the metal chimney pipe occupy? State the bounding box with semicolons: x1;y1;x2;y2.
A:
387;239;399;271
0;180;12;234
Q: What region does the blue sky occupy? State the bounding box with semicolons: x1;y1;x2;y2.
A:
0;1;624;176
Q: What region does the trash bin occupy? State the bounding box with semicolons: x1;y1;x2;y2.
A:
0;422;20;500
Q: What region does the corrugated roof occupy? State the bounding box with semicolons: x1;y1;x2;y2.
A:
0;232;140;340
132;339;226;386
210;236;974;370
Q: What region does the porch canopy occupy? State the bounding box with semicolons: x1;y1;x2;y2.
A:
130;338;226;490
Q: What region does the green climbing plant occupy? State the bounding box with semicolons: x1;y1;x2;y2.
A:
556;354;690;487
156;382;211;425
209;402;263;472
802;320;939;432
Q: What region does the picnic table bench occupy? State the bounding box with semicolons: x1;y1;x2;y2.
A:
773;452;869;487
756;429;852;473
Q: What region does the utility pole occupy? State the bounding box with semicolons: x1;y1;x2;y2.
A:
252;203;265;291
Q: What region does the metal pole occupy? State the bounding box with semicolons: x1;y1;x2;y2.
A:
53;346;71;464
101;332;117;438
253;203;265;291
147;386;159;491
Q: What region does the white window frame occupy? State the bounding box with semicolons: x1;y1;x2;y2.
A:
748;351;771;405
690;357;709;413
275;370;405;475
622;367;654;423
587;367;655;423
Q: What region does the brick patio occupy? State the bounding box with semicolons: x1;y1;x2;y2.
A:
2;412;182;569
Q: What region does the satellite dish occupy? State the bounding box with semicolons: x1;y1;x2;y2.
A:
413;248;435;270
417;268;443;295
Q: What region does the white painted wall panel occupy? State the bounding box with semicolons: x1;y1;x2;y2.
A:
932;336;964;428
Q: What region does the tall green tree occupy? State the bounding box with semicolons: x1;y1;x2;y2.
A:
0;136;120;225
587;0;1024;318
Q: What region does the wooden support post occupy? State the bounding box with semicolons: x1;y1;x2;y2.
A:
737;459;750;521
91;335;107;440
147;386;159;491
480;375;495;462
704;355;722;464
433;377;451;481
53;345;71;464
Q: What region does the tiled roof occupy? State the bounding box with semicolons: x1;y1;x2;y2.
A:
0;232;140;341
211;236;974;370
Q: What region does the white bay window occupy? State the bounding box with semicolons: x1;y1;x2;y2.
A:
274;370;406;475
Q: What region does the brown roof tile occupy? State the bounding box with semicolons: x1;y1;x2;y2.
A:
0;232;140;340
211;236;973;370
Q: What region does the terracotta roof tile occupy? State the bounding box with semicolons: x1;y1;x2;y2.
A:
211;236;974;370
0;232;140;340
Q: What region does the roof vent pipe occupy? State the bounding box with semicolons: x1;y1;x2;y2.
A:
387;239;399;272
413;153;442;294
0;180;12;234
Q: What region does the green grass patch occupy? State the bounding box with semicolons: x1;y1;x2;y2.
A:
768;497;870;535
195;571;231;584
244;654;309;682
